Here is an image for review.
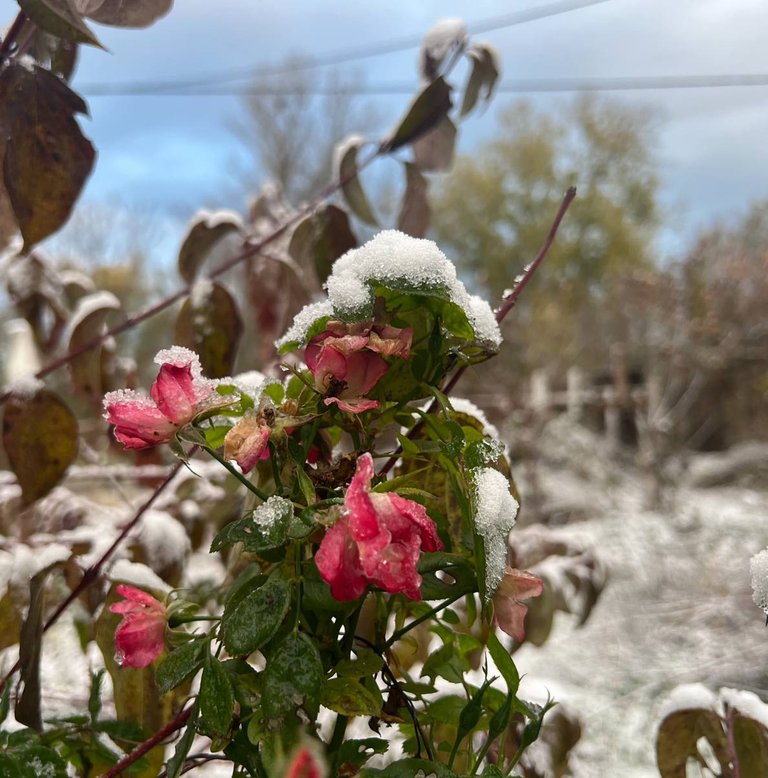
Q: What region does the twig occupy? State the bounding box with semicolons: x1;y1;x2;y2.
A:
101;703;193;778
0;459;184;697
0;148;380;408
378;187;577;477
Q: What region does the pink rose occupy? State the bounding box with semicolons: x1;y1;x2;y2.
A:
492;568;544;642
316;453;442;601
304;321;412;414
103;347;213;449
286;746;324;778
110;584;167;669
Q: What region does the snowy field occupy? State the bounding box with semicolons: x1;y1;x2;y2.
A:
513;419;768;776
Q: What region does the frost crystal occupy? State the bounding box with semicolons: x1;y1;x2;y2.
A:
276;231;501;350
472;467;519;598
750;548;768;613
253;496;292;529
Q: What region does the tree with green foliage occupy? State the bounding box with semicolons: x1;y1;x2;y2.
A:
432;96;659;372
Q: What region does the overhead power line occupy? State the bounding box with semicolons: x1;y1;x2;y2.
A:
79;74;768;97
75;0;610;94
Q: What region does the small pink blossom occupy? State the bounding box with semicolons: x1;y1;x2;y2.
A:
305;320;412;414
223;414;271;473
492;567;544;642
110;584;167;669
103;347;213;449
316;453;442;601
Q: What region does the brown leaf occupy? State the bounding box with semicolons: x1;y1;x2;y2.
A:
334;136;378;227
381;77;452;154
2;387;78;504
174;282;243;378
412;116;457;173
0;63;95;251
28;29;79;81
76;0;173;28
288;204;357;284
657;708;728;778
67;291;121;402
460;43;501;117
177;211;242;284
397;162;431;238
420;18;468;81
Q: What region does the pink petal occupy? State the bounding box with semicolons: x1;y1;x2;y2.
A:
387;493;443;552
105;401;177;449
493;569;544;642
345;453;384;543
323;396;380;414
110;584;165;614
286;747;324;778
368;534;423;600
150;363;197;424
114;614;166;669
223;418;271;474
315;517;368;601
367;325;413;358
341;351;388;397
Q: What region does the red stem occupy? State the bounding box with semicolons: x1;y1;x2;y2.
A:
378;187;577;477
101;703;193;778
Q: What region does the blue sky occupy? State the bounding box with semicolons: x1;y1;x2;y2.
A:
4;0;768;260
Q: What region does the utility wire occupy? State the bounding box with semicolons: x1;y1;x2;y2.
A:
75;0;610;94
79;74;768;97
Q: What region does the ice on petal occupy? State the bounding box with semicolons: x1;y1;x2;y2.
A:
472;467;519;598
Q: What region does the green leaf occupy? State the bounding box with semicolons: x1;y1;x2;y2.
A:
165;703;198;778
0;63;95;250
460;43;501;117
15;745;68;777
88;668;105;722
417;553;477;601
156;639;205;696
362;758;459;777
18;0;103;47
381;77;452;153
296;467;317;506
0;680;11;725
335;649;384;678
336;738;388;772
175;282;243;378
262;633;323;722
321;677;381;717
3;387;78;506
177;211;241;284
221;569;291;656
211;496;294;553
288;204;358;284
199;652;234;738
397;161;431;238
79;0;173;28
335;137;378;226
0;755;23;777
487;632;520;697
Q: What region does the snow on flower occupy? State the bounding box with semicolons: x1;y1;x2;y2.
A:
109;584;167;669
473;467;520;599
315;452;442;600
305;320;412;413
103;347;214;449
492;567;544;642
276;230;501;351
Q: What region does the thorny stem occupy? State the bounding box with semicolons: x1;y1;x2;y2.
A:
0;459;184;697
0;147;381;409
102;703;193;778
378;186;577;478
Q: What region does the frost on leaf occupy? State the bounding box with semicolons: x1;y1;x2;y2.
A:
472;467;519;601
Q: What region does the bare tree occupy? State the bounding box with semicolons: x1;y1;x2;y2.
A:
232;59;378;205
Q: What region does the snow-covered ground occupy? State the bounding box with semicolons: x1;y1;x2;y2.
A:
513;419;768;776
